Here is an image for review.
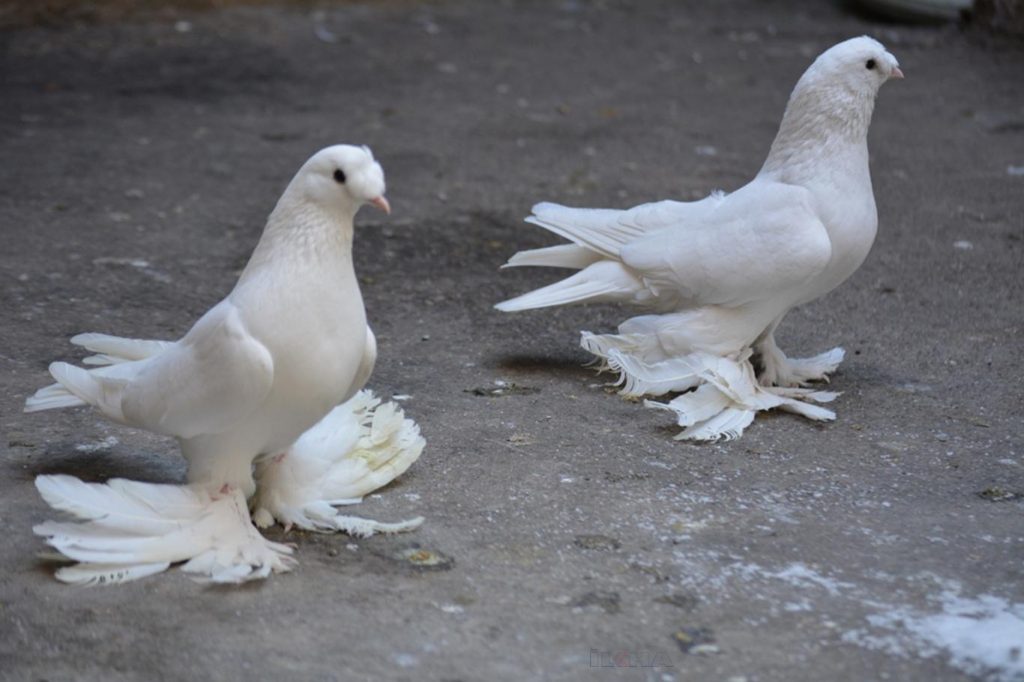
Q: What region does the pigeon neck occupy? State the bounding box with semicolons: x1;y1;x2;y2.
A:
759;73;875;183
243;197;355;274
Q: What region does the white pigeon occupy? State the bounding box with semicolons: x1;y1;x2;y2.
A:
25;144;424;584
496;37;902;441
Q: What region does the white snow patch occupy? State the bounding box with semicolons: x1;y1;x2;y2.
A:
845;589;1024;681
75;436;119;453
731;561;854;596
391;653;418;668
783;599;814;612
769;562;853;596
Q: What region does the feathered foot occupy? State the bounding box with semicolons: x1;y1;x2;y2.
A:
757;344;845;388
581;331;700;396
34;475;294;585
644;352;839;441
251;391;425;536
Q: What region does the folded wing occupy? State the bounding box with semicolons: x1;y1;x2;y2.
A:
620;181;832;307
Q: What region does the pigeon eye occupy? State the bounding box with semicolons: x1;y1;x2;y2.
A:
865;59;876;70
333;169;346;184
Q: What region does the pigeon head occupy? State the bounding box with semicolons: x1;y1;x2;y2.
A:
297;144;390;216
762;36;901;172
809;36;903;95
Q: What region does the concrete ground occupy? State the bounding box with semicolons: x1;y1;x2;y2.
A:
1;1;1022;680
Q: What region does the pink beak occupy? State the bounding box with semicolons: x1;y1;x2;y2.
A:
890;66;905;80
369;196;391;215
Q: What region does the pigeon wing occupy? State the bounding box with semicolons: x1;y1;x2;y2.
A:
119;301;274;439
619;181;832;307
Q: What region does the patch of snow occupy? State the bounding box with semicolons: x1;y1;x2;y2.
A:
783;599;814;612
75;436;119;453
845;588;1024;681
391;653;418;668
723;561;854;596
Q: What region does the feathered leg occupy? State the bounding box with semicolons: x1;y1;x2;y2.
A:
754;322;844;388
251;391;424;536
34;475;294;585
644;352;840;441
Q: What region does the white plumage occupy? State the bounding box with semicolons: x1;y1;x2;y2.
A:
26;145;424;584
497;37;903;441
252;391;425;535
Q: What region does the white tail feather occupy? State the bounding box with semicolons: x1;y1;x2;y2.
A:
24;385;86;412
503;243;603;270
496;260;645;312
495;276;623;312
71;333;172;364
526;202;644;259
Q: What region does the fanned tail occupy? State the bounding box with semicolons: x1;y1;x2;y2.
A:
24;333;171;414
525;202;644;259
496;201;655;312
34;475;294;585
24;382;87;412
252;390;424;535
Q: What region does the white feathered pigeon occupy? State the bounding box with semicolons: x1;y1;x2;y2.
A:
496;37;903;441
25;145;424;584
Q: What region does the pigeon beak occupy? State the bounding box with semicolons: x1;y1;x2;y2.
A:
890;66;904;80
369;196;391;215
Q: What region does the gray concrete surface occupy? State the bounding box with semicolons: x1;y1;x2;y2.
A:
1;1;1022;680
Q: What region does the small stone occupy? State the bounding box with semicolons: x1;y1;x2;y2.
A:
387;544;455;571
671;626;715;653
977;487;1021;502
